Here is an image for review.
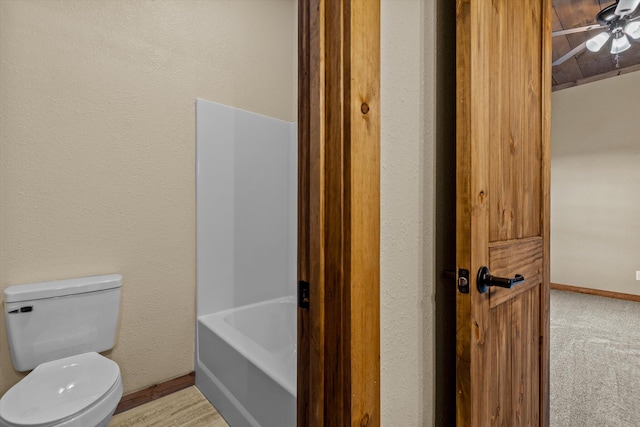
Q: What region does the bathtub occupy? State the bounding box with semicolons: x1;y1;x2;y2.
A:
195;296;296;426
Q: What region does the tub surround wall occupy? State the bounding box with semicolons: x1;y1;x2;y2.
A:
195;100;297;317
551;72;640;296
0;0;296;396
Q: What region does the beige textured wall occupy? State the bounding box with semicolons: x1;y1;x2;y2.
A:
381;1;436;424
551;72;640;296
0;0;296;395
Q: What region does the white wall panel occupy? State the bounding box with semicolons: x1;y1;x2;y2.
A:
196;100;297;316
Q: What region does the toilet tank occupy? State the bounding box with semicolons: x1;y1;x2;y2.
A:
3;274;122;371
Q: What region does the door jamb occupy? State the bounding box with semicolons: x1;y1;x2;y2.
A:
297;1;381;425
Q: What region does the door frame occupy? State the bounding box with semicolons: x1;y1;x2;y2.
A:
298;1;552;425
297;1;381;425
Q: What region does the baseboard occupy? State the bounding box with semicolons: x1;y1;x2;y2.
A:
114;372;195;415
551;283;640;303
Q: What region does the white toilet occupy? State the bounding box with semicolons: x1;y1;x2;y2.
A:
0;275;124;427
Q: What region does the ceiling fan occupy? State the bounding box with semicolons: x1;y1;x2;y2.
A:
552;0;640;66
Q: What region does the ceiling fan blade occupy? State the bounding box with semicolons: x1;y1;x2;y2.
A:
552;24;605;37
552;41;587;66
615;0;640;17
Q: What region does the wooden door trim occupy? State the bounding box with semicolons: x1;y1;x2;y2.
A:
298;1;380;425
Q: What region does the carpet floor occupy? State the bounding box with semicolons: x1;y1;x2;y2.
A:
551;290;640;426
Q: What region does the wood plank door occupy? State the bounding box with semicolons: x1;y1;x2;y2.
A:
456;0;552;425
297;0;380;426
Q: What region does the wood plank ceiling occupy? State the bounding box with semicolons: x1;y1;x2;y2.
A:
552;0;640;90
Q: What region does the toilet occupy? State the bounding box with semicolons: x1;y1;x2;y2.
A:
0;275;124;427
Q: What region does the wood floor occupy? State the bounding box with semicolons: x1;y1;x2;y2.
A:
109;386;228;427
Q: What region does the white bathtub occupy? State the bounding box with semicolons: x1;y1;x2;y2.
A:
195;296;296;426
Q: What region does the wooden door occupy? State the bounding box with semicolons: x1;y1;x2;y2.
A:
456;0;552;425
297;0;380;426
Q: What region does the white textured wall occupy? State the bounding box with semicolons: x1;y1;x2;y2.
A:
551;72;640;296
381;1;435;424
0;0;296;395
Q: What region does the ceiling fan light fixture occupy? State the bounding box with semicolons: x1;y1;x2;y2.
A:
586;31;610;52
610;33;631;54
624;21;640;39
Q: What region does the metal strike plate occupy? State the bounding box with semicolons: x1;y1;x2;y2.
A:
458;269;470;294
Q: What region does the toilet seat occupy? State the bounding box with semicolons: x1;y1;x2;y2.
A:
0;352;121;427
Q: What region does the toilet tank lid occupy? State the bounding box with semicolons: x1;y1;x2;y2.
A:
4;274;122;303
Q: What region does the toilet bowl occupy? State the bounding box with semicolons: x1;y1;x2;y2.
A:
0;352;123;427
1;275;124;427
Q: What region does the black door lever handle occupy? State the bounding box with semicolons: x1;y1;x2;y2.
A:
477;266;524;294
